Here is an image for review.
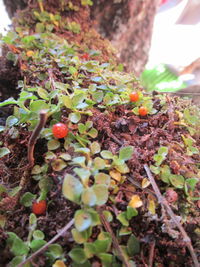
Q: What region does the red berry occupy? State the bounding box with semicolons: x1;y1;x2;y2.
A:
52;123;68;139
81;53;89;60
32;200;47;215
129;92;139;102
139;106;148;116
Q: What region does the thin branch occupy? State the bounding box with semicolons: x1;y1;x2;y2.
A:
28;110;48;166
144;164;199;267
99;209;131;267
148;240;155;267
17;218;74;267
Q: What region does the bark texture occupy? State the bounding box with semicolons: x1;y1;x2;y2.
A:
3;0;159;76
91;0;160;76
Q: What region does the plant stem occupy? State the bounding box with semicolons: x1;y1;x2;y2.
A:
28;110;48;167
17;218;74;267
144;164;199;267
99;209;131;267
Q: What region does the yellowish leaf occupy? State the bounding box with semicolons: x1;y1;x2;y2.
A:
26;50;34;57
142;178;150;188
53;260;67;267
109;170;121;182
128;195;143;208
148;199;156;214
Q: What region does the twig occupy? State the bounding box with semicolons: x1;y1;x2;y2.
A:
28;110;48;166
144;164;199;267
148;240;155;267
17;218;74;267
98;209;131;267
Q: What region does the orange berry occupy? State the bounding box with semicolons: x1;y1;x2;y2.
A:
32;200;47;215
52;123;68;139
139;106;148;116
129;92;139;102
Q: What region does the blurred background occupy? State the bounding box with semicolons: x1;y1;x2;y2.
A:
0;0;200;95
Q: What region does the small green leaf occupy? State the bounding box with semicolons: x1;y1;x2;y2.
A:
37;87;49;100
29;213;37;225
92;184;108;205
119;146;134;161
94;232;111;253
0;147;10;158
169;175;185;189
6;116;18;127
31;165;42;175
48;244;63;258
84;243;96;258
87;128;98;138
69;248;87;264
69;66;77;75
74;168;91;186
94;157;105;170
127;234;140;256
186;178;198;191
62;174;83;204
35;22;45;33
30;100;49;113
72;228;90;244
0;97;17;107
94;173;110;186
78;123;87;134
158;146;168;156
100;150;113;159
33;230;45;240
126;206;138;220
74;210;92;232
47;139;60;150
51;159;67;171
81;188;97;206
92;91;104;103
117;212;129;226
102;211;113;223
30;240;47;252
98;253;113;266
20;192;36;207
7;232;29;256
90;142;101;154
69;112;81;123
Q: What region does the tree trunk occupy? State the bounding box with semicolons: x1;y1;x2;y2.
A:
91;0;160;76
3;0;160;76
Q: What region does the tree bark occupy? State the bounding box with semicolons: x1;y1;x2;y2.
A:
91;0;160;76
3;0;160;76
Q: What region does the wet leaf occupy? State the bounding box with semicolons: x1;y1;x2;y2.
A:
62;174;83;204
6;116;18;127
74;210;92;232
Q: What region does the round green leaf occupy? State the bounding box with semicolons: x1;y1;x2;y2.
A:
62;174;83;204
20;192;36;207
47;139;60;150
33;230;45;240
94;173;110;186
90;141;101;154
119;146;134;161
69;112;81;123
169;175;185;189
75;210;92;232
92;184;108;205
0;147;10;158
69;248;87;264
51;159;67;171
94;157;105;170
